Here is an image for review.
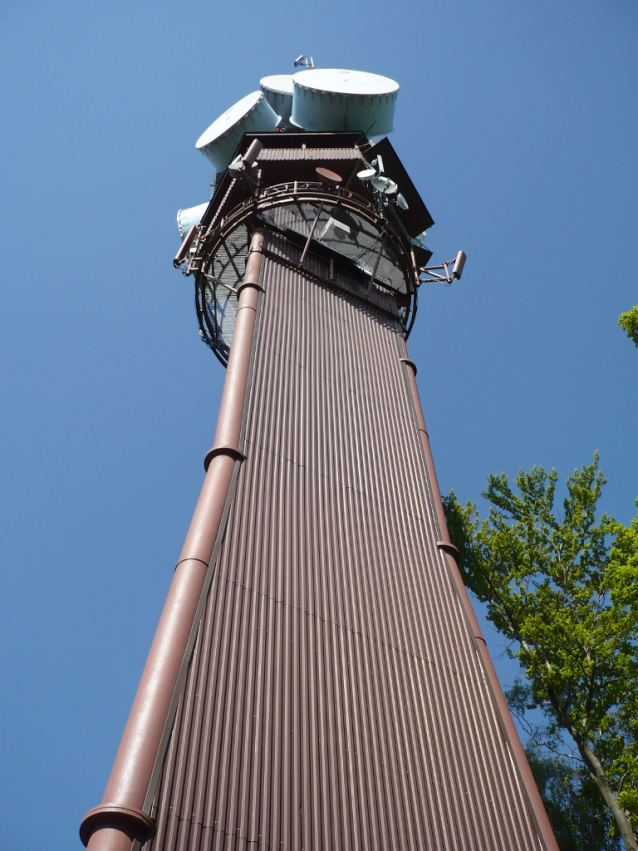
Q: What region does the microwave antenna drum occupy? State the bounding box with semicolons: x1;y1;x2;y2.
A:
260;74;294;125
196;91;279;172
291;69;398;135
177;202;208;239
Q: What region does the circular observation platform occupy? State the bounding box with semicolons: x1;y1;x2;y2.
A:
188;181;419;367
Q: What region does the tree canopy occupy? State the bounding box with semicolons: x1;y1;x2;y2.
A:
443;456;638;849
524;743;621;850
619;306;638;347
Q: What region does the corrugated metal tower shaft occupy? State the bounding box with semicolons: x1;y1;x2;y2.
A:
148;231;542;850
81;129;558;851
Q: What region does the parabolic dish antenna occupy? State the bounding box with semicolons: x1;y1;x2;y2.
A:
357;167;378;181
196;91;280;172
371;175;398;195
291;69;399;135
260;74;294;125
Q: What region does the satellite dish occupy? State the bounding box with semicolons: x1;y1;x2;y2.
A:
358;155;387;183
227;154;243;172
291;69;399;135
196;91;280;172
371;175;398;195
396;193;409;211
260;74;294;126
316;166;343;187
357;167;377;182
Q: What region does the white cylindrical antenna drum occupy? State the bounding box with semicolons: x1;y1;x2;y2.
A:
177;202;208;239
291;69;399;135
196;91;280;172
260;75;294;126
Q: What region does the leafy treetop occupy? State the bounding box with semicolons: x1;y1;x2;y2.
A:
443;456;638;849
619;306;638;347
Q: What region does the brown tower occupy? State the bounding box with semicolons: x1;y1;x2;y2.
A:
80;98;558;851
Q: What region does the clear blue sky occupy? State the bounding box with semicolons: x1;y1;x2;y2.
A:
1;1;636;848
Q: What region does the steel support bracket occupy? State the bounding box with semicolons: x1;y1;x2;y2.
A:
79;804;155;847
236;280;266;297
204;445;247;471
399;357;417;375
436;540;460;563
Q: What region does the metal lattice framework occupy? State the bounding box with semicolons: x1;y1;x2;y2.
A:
199;226;248;365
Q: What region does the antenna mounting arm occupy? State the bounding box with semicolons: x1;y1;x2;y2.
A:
418;250;466;286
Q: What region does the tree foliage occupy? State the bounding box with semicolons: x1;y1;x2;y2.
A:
619;305;638;347
443;456;638;849
523;742;621;850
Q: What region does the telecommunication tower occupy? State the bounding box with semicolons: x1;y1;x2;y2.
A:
81;65;558;851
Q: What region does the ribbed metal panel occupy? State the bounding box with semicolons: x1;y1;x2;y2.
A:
258;147;363;162
145;232;542;851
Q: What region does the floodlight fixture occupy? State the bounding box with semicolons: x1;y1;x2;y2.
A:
452;250;466;280
173;225;198;269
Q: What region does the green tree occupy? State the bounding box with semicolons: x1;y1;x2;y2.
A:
443;456;638;850
522;742;621;850
619;306;638;347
